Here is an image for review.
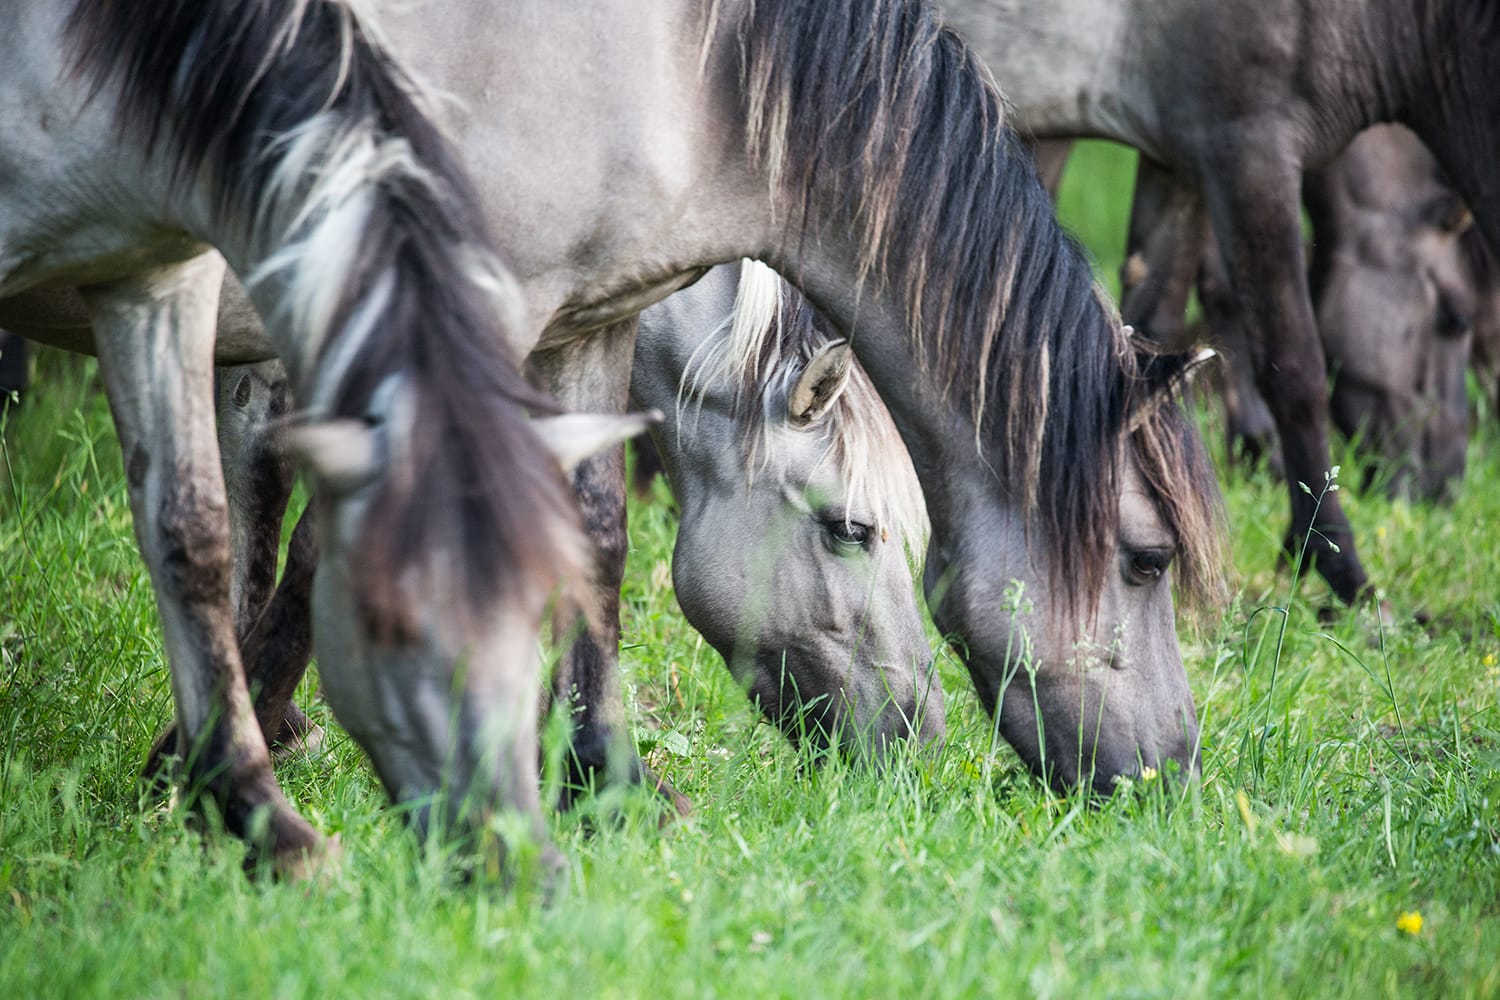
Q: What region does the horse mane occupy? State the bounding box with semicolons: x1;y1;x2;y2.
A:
679;261;929;557
737;0;1221;605
65;0;587;636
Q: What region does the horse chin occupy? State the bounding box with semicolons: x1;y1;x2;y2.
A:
992;669;1200;796
746;651;946;765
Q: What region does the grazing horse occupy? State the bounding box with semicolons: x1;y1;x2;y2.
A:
632;261;943;759
1306;125;1475;500
380;0;1224;792
940;0;1500;604
0;0;607;877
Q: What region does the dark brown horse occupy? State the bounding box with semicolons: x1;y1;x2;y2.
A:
943;0;1500;603
1102;126;1478;500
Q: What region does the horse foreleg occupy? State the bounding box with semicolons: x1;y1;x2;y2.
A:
530;323;691;817
1196;237;1284;475
1201;153;1370;604
1119;161;1206;350
85;255;328;879
147;361;322;767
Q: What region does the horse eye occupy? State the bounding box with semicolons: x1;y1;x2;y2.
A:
1125;548;1172;585
828;519;872;546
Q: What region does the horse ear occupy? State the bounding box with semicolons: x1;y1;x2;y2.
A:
287;419;382;495
533;410;662;472
1130;346;1217;430
285;374;414;496
788;339;853;426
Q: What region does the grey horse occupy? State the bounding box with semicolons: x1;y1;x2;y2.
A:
216;261;945;777
0;0;643;878
633;261;943;760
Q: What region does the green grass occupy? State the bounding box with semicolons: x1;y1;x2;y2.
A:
2;142;1498;998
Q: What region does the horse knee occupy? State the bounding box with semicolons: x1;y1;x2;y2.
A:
1255;361;1328;429
154;472;234;605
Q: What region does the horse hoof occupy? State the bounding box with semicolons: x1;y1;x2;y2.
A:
271;723;326;761
270;831;342;884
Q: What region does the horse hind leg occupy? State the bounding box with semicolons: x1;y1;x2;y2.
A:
242;505;320;755
86;256;329;879
1119;159;1206;350
216;361;321;757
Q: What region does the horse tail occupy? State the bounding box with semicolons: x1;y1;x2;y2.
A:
66;0;588;632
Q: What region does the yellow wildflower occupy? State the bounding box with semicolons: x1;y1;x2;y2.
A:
1396;911;1423;935
1375;525;1387;540
1140;766;1159;782
1483;652;1497;668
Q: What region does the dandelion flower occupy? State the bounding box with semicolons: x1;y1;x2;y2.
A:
1483;652;1497;668
1396;911;1423;935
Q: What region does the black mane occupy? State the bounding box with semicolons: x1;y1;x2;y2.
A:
740;0;1221;605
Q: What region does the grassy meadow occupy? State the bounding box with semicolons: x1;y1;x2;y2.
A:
2;141;1498;998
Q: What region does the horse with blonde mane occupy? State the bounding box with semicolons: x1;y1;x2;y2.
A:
633;261;943;760
216;262;945;776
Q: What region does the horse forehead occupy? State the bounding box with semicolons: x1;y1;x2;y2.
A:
1118;460;1173;549
764;422;843;486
